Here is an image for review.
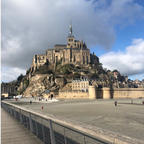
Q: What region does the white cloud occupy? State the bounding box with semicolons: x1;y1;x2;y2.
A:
2;37;22;59
100;38;144;78
1;0;144;82
1;67;26;82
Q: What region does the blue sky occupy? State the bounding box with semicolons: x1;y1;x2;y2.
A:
92;16;144;56
135;0;144;6
1;0;144;82
114;19;144;50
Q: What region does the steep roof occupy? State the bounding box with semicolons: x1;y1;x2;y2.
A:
54;44;66;47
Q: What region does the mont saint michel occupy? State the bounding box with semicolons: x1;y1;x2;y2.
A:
2;1;144;144
2;25;144;99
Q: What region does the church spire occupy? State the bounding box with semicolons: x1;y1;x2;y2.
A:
69;24;73;36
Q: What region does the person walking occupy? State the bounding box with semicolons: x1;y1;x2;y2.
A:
114;101;117;106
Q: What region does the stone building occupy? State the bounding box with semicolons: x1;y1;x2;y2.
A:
1;82;17;96
31;25;95;71
72;79;89;92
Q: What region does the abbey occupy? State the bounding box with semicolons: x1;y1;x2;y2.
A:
31;25;98;71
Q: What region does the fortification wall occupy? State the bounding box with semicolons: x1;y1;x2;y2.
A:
88;86;96;99
95;88;144;99
58;88;144;99
58;91;89;99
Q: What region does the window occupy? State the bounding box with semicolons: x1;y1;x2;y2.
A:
74;56;76;62
69;38;73;42
86;56;88;64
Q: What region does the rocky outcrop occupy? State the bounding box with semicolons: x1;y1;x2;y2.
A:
23;74;46;97
23;74;66;97
55;77;66;88
18;60;138;97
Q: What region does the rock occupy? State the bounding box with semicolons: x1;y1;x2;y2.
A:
23;74;52;97
22;74;66;97
55;77;66;88
43;74;55;88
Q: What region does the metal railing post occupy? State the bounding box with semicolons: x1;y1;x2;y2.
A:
42;125;45;143
14;109;17;118
9;107;11;113
29;113;33;132
64;127;67;144
36;122;39;136
84;135;86;144
11;107;14;116
20;110;23;124
49;120;56;144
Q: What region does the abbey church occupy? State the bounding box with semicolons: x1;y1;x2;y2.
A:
31;25;98;71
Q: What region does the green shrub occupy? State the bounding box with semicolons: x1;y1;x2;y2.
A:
73;72;81;78
35;65;53;74
59;64;74;74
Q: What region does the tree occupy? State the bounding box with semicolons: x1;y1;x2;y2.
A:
17;74;24;82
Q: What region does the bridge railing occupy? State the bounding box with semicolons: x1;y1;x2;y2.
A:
1;101;110;144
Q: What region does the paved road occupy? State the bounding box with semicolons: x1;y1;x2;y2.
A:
1;108;43;144
8;98;144;142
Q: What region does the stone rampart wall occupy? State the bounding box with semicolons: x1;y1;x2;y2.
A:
58;91;89;99
96;88;144;99
58;88;144;99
